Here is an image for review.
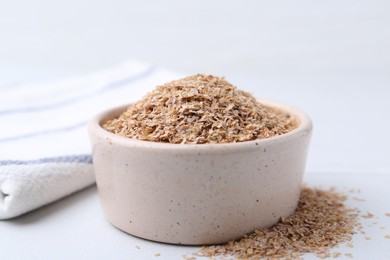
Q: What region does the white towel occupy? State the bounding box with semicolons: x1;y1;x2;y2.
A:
0;61;180;219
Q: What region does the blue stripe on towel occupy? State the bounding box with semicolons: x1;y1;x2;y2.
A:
0;154;92;166
0;66;155;116
0;121;86;143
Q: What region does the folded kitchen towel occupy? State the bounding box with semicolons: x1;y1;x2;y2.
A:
0;61;180;219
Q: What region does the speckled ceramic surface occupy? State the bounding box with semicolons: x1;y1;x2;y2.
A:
88;101;312;245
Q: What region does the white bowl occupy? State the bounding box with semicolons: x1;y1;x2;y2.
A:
88;100;312;245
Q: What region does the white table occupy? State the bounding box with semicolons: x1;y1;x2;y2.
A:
1;1;390;259
1;71;389;259
1;171;390;259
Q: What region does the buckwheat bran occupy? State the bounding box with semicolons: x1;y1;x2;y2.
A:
198;187;359;259
103;74;296;144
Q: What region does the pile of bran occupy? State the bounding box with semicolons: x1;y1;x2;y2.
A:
103;74;296;144
198;187;359;259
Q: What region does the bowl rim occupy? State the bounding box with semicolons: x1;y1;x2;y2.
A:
88;99;312;151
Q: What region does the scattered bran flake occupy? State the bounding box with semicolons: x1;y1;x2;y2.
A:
198;187;359;259
318;252;331;259
345;253;353;258
333;251;342;258
182;255;197;260
347;242;354;248
352;197;365;202
385;213;390;217
154;253;161;257
348;188;361;194
365;237;371;240
385;235;390;239
103;74;297;144
362;212;375;219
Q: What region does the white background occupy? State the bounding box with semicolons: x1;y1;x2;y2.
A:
1;1;390;259
1;0;389;173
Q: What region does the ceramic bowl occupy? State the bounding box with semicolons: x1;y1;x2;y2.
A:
88;100;312;245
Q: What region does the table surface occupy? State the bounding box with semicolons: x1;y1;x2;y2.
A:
1;172;390;260
1;71;389;259
1;1;390;259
